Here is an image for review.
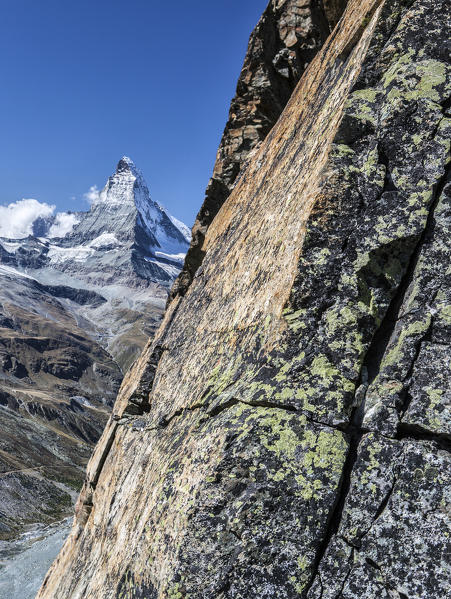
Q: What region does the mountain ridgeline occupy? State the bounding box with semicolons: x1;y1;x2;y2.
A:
65;157;189;286
0;157;189;543
169;0;348;302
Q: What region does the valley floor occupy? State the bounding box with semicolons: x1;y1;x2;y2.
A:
0;518;71;599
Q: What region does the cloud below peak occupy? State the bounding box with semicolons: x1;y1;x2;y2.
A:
0;199;55;239
0;199;81;240
84;185;100;205
49;212;80;238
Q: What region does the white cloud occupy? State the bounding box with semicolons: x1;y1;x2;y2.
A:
84;185;100;204
0;199;55;239
48;212;80;238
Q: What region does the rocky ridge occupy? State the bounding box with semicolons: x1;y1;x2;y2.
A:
38;1;450;598
0;158;189;542
169;0;348;302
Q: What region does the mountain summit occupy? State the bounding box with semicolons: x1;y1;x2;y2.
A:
66;157;190;282
116;155;140;174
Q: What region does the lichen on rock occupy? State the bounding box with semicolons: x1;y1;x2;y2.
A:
37;0;450;597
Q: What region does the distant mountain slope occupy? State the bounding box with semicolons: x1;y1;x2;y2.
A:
0;157;189;542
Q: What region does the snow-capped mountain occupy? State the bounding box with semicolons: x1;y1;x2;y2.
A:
0;157;190;366
0;157;190;543
77;157;189;247
62;156;190;283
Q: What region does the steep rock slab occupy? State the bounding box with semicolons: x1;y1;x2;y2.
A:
170;0;349;301
38;0;450;597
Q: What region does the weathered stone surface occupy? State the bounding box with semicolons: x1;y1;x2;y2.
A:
308;435;450;599
363;177;451;438
52;408;347;598
169;0;348;302
38;0;450;597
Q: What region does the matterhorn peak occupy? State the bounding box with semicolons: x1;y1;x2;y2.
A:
64;156;190;255
116;155;140;176
94;155;148;208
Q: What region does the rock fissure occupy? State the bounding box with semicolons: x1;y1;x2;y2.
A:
301;145;449;594
88;423;118;489
158;395;348;431
300;423;358;597
368;476;397;523
335;546;356;598
397;319;434;417
337;0;383;62
35;1;451;597
157;402;206;429
365;159;450;394
395;423;451;452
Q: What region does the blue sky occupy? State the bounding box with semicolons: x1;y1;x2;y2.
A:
0;0;267;226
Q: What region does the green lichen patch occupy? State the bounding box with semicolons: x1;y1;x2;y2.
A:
168;405;348;597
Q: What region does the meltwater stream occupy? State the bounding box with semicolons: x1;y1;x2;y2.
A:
0;518;71;599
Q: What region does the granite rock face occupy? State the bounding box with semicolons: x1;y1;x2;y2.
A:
169;0;348;302
38;0;450;597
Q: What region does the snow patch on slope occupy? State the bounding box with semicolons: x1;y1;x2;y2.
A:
166;213;192;243
89;233;121;248
47;245;96;264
